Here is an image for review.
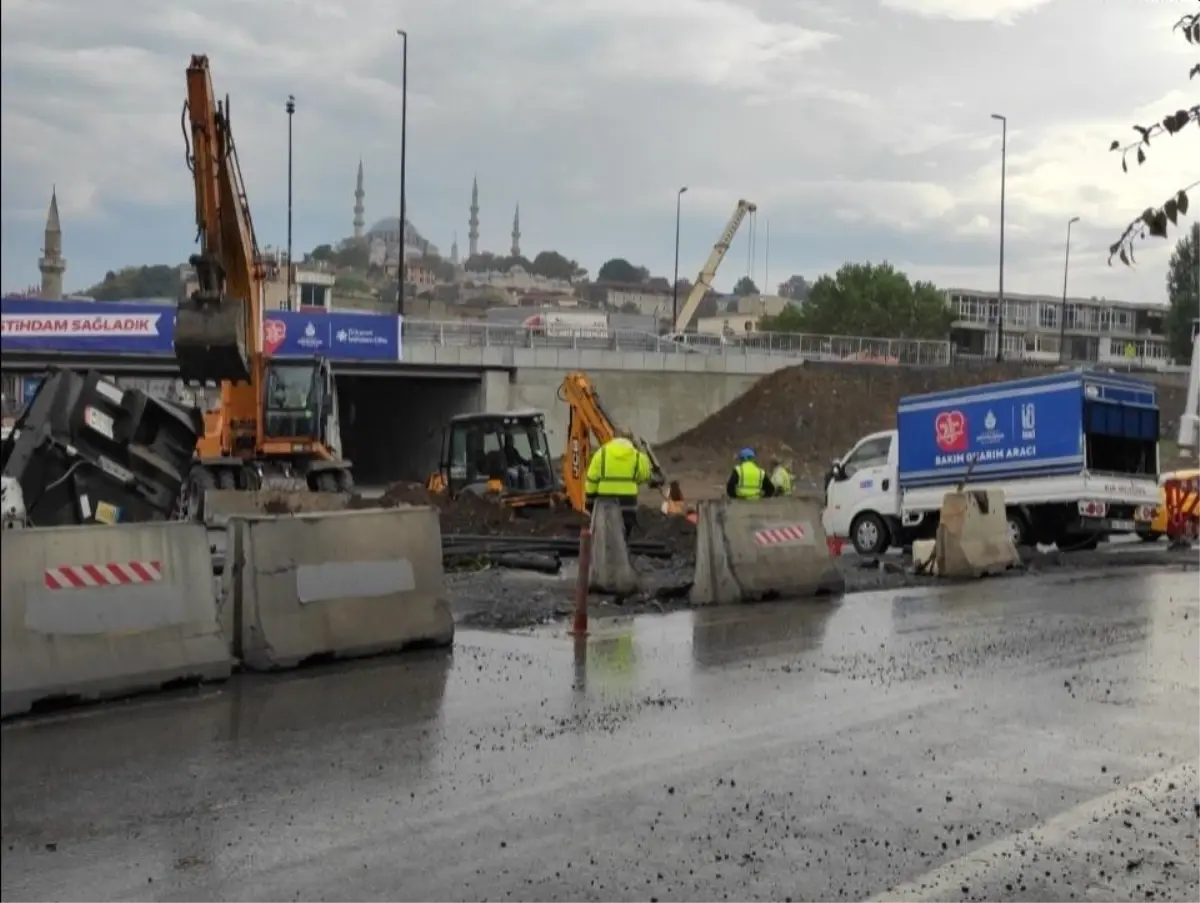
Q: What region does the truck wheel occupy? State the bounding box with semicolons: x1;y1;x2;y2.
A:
336;470;354;492
1005;509;1031;547
850;512;889;556
216;469;237;490
314;472;339;493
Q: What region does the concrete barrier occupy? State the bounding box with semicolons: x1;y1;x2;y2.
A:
203;489;353;527
222;507;453;670
588;500;639;596
1;522;231;718
691;498;845;606
934;489;1019;578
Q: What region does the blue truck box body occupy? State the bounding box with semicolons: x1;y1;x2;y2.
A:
897;371;1158;489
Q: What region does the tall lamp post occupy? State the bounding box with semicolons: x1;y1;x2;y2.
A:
991;113;1007;361
286;95;295;311
671;186;688;328
397;28;409;316
1059;216;1080;363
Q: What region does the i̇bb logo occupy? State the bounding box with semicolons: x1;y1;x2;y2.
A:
263;319;286;355
935;410;967;452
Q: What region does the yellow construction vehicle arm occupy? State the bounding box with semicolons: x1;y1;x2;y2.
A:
176;54;262;387
557;371;673;513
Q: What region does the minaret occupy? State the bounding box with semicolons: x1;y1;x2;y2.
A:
468;175;480;258
450;232;459;266
38;187;66;300
352;159;365;240
510;204;521;257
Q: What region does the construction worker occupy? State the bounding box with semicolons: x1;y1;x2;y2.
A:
585;426;653;536
726;447;775;500
769;457;794;496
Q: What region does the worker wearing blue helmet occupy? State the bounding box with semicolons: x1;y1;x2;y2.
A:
726;447;774;500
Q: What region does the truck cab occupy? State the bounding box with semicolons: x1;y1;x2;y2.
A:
822;430;901;555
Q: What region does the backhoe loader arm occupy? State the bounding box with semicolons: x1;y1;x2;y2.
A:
175;54;262;386
558;371;671;513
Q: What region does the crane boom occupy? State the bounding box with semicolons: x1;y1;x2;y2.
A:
673;199;757;334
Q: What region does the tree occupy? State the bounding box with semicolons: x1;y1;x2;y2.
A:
332;242;369;271
758;261;953;339
597;258;644;283
84;265;181;300
758;303;805;333
309;244;336;263
1107;11;1199;265
618;301;642;314
732;275;759;296
1165;223;1200;361
530;250;584;281
778;274;810;301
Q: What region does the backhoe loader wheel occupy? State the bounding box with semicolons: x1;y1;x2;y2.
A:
314;472;340;493
336;470;354;492
181;467;216;522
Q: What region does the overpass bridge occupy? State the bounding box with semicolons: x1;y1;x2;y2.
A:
2;299;951;484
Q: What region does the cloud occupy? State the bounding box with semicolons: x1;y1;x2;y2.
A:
0;0;1195;309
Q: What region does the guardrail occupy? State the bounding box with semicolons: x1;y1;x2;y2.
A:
400;320;954;366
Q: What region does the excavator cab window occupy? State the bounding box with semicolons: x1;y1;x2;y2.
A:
441;414;556;495
263;361;321;440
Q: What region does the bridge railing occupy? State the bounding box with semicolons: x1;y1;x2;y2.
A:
400;320;953;365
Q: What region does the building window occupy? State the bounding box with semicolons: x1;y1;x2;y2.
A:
1039;303;1058;330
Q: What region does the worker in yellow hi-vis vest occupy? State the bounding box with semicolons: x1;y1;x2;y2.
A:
585;426;653;536
726;448;775;500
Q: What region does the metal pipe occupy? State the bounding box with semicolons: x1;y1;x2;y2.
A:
1059;216;1079;363
991;113;1007;362
572;526;591;636
672;186;687;327
285;95;295;311
397;29;409;316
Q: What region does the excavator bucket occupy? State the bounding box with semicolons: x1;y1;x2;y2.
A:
174;290;251;385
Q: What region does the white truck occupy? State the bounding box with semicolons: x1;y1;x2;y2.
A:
822;371;1161;554
522;311;609;339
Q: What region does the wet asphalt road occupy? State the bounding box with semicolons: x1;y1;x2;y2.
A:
2;566;1198;901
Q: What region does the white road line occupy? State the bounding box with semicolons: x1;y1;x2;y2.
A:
868;760;1199;902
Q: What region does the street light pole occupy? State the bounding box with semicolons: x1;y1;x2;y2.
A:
991;113;1007;362
286;94;295;311
397;28;409;316
672;186;688;328
1059;216;1080;364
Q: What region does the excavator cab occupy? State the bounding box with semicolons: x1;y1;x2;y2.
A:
429;411;560;507
174;251;252;386
263;359;331;444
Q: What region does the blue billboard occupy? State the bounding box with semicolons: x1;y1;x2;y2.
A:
261;311;401;361
2;298;402;363
1;298;175;355
897;376;1087;487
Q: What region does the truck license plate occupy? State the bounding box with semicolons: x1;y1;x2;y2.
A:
1107;519;1135;532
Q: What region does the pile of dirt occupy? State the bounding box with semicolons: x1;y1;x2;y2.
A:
348;481;698;554
350;482;586;537
661;362;1191;484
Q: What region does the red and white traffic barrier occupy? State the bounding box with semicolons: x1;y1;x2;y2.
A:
43;560;163;591
754;524;807;546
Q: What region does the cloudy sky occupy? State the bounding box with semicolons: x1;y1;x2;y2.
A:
1;0;1196;302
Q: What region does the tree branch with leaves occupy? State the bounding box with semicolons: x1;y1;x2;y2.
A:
1107;11;1200;265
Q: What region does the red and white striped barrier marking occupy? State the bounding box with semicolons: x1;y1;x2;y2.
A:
43;560;163;590
754;524;807;546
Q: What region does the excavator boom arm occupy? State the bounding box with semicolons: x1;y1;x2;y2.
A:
176;54;260;387
558;372;671;512
673;199;757;334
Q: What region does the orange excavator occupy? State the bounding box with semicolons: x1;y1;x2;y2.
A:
175;55;352;518
427;371;685;516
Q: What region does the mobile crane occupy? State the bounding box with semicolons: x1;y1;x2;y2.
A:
671;199;757;335
175;55;351;519
427;372;685;516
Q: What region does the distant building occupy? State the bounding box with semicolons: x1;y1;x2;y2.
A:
37;187;66;300
946;287;1173;369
